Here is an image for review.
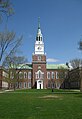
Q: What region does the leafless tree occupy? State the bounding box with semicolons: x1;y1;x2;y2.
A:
79;40;82;51
3;55;27;90
70;58;82;69
0;30;23;65
0;0;14;22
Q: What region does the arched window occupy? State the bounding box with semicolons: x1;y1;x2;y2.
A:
19;72;23;79
35;70;44;79
24;72;27;79
36;37;38;41
51;72;55;79
47;72;50;79
56;72;59;79
28;72;31;79
38;71;41;78
39;36;40;41
38;56;41;61
41;37;42;41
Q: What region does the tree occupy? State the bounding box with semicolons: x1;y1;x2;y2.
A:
0;0;14;22
3;55;27;90
78;39;82;92
79;39;82;51
0;30;23;65
70;58;82;69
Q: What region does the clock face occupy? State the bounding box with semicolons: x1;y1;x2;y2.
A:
37;46;42;50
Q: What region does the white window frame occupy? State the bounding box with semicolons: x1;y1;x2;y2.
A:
28;82;31;88
51;72;55;79
19;72;23;79
28;72;31;79
24;72;27;79
56;72;59;79
19;82;22;88
24;82;27;88
47;72;50;79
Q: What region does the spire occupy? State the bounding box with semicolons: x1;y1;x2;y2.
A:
38;17;40;29
37;17;41;34
36;17;43;41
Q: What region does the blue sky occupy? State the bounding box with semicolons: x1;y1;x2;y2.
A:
1;0;82;64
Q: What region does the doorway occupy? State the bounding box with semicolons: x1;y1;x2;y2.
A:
36;80;43;89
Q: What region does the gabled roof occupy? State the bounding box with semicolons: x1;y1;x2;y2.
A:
46;64;68;70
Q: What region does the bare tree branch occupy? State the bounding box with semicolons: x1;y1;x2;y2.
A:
70;58;82;69
0;30;23;64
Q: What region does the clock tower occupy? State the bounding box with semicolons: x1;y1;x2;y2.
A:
35;18;44;55
32;18;47;89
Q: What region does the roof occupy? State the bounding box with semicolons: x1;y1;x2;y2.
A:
10;63;68;70
0;66;8;72
10;63;32;70
46;64;68;70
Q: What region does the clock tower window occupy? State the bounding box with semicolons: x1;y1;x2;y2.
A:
38;55;41;61
39;36;40;41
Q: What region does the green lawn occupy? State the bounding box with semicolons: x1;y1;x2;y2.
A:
0;89;82;119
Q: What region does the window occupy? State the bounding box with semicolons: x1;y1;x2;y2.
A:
56;72;59;79
24;82;27;88
41;37;42;41
59;72;65;79
10;71;14;79
28;82;31;88
19;72;23;79
36;37;38;41
35;70;44;79
51;72;55;79
15;82;18;88
48;81;51;88
24;72;27;79
38;71;41;78
28;72;31;79
3;71;8;78
38;55;41;61
19;82;22;88
39;36;40;41
47;72;50;79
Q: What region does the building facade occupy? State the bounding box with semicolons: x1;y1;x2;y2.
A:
0;66;8;89
64;67;81;89
0;20;68;89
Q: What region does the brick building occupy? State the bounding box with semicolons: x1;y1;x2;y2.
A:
64;67;82;89
0;66;8;89
0;20;68;89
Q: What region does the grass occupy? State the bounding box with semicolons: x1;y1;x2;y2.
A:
0;89;82;119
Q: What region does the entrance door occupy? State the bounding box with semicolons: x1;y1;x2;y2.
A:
40;84;41;89
37;80;43;89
